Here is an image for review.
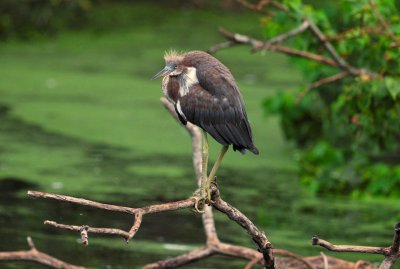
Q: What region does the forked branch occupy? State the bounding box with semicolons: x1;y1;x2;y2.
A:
209;0;381;89
28;190;195;243
0;236;85;269
27;98;276;268
24;96;383;269
312;222;400;269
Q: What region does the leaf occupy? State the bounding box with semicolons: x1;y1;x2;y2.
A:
385;77;400;99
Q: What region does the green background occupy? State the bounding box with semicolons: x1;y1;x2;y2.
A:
0;2;399;268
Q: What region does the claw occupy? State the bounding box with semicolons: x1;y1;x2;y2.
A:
193;197;205;213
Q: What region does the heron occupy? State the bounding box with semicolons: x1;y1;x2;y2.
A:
153;50;259;212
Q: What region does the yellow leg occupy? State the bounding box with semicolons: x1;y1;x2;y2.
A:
205;145;229;203
193;131;208;213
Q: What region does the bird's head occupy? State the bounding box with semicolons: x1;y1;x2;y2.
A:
152;50;185;79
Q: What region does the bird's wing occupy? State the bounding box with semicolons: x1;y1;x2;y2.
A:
177;84;258;154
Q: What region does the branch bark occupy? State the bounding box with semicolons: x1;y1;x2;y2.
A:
27;97;277;268
0;237;85;269
312;222;400;269
28;190;195;243
209;6;382;89
24;96;383;269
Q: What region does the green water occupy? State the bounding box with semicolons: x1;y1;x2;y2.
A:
0;3;399;268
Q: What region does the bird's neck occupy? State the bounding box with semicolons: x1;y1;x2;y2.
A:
178;67;199;97
163;76;179;103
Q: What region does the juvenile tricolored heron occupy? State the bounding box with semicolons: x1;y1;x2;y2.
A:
153;50;258;212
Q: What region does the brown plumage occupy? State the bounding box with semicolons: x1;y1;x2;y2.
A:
154;50;259;155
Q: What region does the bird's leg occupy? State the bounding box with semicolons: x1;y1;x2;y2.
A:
205;145;229;204
193;131;209;213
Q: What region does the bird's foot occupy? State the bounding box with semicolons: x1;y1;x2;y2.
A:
191;178;217;213
192;195;206;213
191;189;210;213
191;189;206;213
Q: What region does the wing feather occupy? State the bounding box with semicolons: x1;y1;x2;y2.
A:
178;84;258;154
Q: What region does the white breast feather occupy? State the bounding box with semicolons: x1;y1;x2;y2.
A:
176;100;187;121
179;67;198;97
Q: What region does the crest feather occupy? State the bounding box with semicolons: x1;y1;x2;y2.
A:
164;49;183;62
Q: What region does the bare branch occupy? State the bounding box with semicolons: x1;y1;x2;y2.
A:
0;237;85;269
209;9;382;88
142;247;214;269
306;19;359;76
390;222;400;254
211;185;275;269
275;249;316;269
44;221;131;240
27;236;36;249
28;190;136;214
312;236;388;255
379;223;400;269
26;95;381;269
308;72;351;89
235;0;288;13
263;20;310;46
27;191;195;244
218;28;339;67
208;41;237;54
244;256;262;269
313;223;400;269
320;252;329;269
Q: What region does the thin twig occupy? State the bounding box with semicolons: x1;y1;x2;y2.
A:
0;237;85;269
244;256;262;269
306;19;358;76
142;247;214;269
235;0;288;13
275;249;316;269
312;236;388;255
218;28;339;67
27;191;195;243
320;252;329;269
208;41;237;54
308;72;350;89
263;20;310;47
313;223;400;269
44;221;131;240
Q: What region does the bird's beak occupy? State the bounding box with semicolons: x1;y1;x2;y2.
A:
151;65;174;80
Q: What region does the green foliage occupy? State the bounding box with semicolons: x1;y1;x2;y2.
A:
263;0;400;197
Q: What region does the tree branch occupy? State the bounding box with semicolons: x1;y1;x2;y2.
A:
306;19;358;76
0;237;85;269
235;0;288;13
28;190;195;243
312;222;400;269
217;27;340;68
209;8;382;89
263;19;310;46
380;223;400;269
312;236;388;255
24;96;381;269
211;185;275;269
142;247;214;269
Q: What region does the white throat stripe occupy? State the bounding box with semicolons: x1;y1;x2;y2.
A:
179;67;198;97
